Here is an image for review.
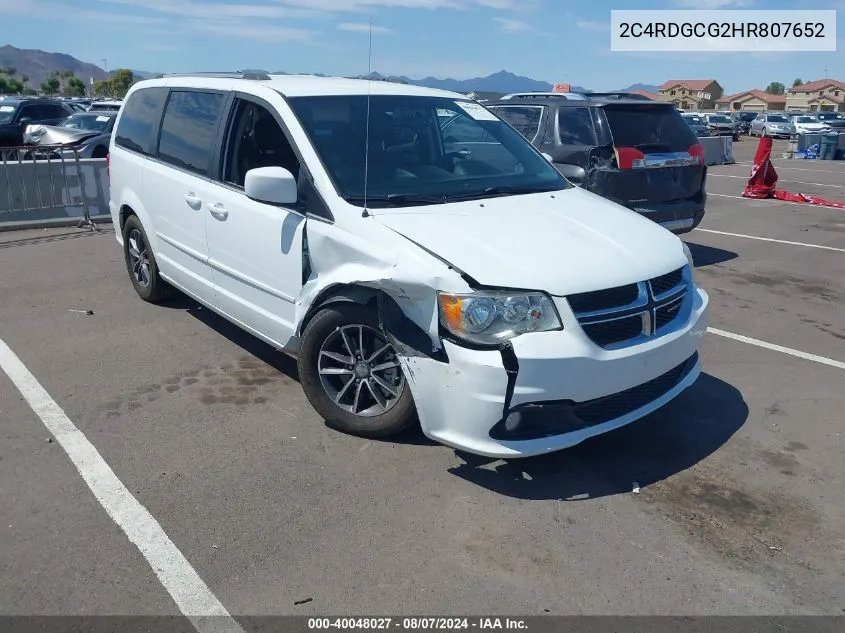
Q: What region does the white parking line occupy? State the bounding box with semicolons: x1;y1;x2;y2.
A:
694;228;845;253
0;338;244;633
708;328;845;370
708;173;844;188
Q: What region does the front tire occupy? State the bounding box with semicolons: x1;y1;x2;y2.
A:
122;215;172;302
298;304;416;438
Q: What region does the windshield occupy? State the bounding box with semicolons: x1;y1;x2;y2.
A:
796;116;817;123
59;113;114;132
0;104;18;125
683;115;704;124
602;104;697;152
287;95;569;207
767;115;788;123
709;115;731;122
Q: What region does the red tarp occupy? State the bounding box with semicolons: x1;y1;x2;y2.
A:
741;137;845;209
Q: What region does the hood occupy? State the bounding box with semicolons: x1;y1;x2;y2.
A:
24;125;101;146
796;123;829;130
372;187;686;297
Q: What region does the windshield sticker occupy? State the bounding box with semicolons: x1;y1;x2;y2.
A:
0;106;14;112
456;101;499;121
96;116;110;122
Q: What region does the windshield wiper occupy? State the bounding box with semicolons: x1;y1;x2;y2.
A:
343;193;448;207
448;185;561;200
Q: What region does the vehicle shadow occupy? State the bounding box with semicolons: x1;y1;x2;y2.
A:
684;241;738;267
447;373;747;501
0;227;113;249
160;293;438;447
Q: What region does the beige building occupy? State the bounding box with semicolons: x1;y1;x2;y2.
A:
715;89;786;111
658;79;723;110
786;79;845;112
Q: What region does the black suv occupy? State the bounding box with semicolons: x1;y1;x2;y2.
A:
486;93;706;234
0;98;75;148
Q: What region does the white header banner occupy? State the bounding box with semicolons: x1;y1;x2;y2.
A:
610;10;836;52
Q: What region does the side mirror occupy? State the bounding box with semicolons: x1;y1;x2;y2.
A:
556;163;587;184
244;166;297;205
19;117;32;129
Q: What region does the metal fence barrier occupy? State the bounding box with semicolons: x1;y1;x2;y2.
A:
0;147;105;230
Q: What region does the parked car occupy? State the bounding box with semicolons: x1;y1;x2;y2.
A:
486;93;706;234
790;115;832;135
88;99;123;112
814;112;845;130
0;98;76;148
701;113;739;140
23;110;117;159
108;74;708;458
749;113;796;138
731;111;758;135
682;113;711;137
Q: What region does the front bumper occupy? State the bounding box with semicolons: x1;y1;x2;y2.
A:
400;287;709;458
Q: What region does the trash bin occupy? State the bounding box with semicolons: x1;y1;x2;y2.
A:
819;133;838;160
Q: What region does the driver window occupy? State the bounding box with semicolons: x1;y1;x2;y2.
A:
223;99;300;188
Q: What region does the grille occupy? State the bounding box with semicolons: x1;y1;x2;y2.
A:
567;284;639;314
582;316;643;348
569;266;690;348
650;267;684;296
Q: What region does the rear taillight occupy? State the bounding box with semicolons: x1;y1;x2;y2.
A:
688;143;704;165
615;147;645;170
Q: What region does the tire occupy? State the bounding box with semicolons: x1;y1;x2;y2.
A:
122;215;172;302
298;303;416;438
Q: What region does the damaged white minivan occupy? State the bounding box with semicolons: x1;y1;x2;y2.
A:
109;73;709;458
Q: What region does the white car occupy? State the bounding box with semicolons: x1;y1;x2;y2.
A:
108;73;709;458
791;115;832;135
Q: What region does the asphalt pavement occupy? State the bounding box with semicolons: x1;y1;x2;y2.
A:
1;138;844;622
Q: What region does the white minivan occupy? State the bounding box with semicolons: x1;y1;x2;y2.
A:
108;73;709;458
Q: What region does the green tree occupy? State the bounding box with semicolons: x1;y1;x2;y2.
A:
0;66;17;77
0;76;8;94
92;78;113;97
792;78;803;87
766;81;786;95
64;76;86;97
110;68;135;98
41;73;60;94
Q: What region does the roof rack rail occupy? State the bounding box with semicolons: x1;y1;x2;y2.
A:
162;71;272;81
500;92;587;101
587;91;653;101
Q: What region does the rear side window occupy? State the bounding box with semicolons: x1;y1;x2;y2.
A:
557;107;597;145
490;106;543;141
115;87;168;155
42;104;69;119
602;105;697;151
158;90;225;175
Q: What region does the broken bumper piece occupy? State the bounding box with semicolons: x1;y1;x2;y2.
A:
400;288;708;458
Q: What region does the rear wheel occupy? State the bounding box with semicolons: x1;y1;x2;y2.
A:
298;304;416;438
122;215;172;302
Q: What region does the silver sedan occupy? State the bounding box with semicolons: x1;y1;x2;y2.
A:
749;113;796;138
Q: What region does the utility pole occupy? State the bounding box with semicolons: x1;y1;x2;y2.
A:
102;59;108;74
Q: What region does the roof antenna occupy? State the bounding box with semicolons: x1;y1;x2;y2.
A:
362;17;373;218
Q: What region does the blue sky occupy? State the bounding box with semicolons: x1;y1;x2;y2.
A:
1;0;843;92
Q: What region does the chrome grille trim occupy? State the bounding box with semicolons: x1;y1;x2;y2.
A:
568;266;692;349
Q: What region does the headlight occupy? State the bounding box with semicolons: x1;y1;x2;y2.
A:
438;291;562;345
682;242;697;284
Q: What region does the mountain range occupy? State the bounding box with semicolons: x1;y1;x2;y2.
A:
1;44;660;95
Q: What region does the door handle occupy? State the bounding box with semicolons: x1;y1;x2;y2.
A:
184;193;202;209
208;203;228;221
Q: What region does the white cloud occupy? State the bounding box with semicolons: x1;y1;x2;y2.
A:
673;0;754;7
493;17;531;33
338;22;392;33
576;19;609;32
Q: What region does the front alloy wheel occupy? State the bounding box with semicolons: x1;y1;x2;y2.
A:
298;304;416;438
